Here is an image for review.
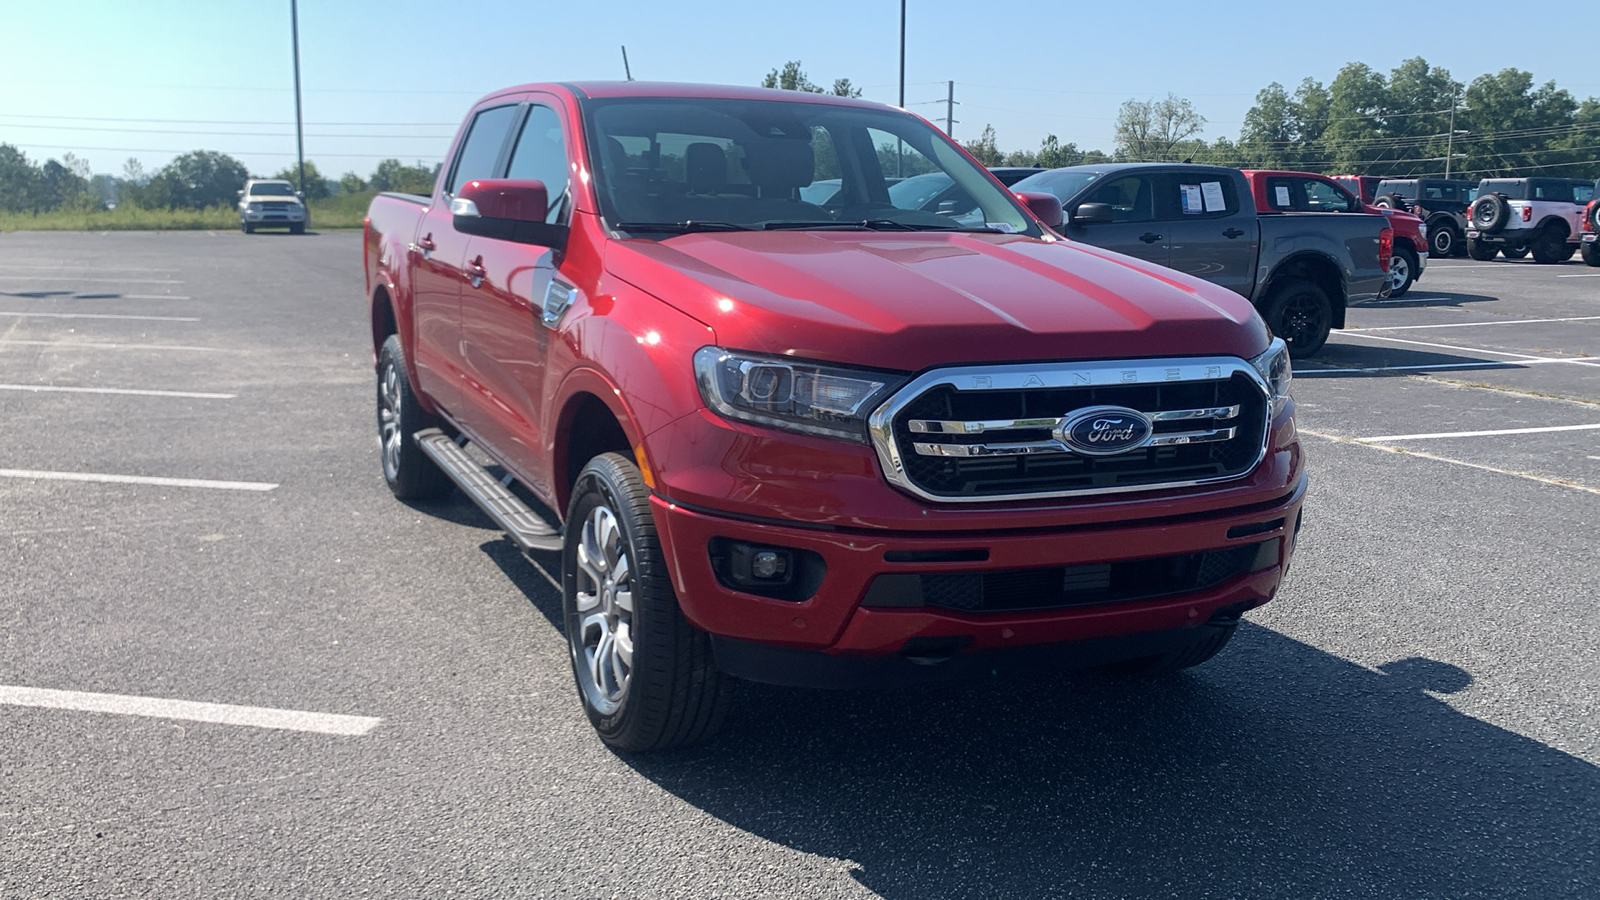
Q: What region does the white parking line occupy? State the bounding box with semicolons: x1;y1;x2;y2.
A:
0;340;221;352
0;276;184;284
0;469;277;491
0;384;234;399
0;264;179;273
123;294;192;301
1297;360;1559;376
1335;331;1600;366
0;685;380;736
1363;423;1600;442
1352;315;1600;332
1305;431;1600;496
0;311;200;322
1557;273;1600;278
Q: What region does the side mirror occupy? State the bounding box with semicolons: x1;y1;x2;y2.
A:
1070;202;1113;226
451;178;567;250
1014;191;1064;230
295;191;304;200
236;189;245;198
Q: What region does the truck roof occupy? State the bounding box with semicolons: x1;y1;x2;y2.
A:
477;80;889;111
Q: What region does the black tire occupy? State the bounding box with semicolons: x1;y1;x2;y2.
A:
1260;278;1332;358
1530;230;1573;264
1582;241;1600;267
1469;194;1509;233
1374;193;1404;210
1110;623;1238;675
1428;223;1459;258
241;221;254;234
290;222;306;235
376;334;453;500
1388;247;1418;297
1466;238;1499;261
564;452;732;752
1500;245;1529;259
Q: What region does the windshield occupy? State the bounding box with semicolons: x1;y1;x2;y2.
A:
1007;168;1104;204
248;182;295;196
583;97;1035;235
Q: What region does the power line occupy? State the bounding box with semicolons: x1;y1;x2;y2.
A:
1;122;451;139
7;143;439;160
0;112;459;126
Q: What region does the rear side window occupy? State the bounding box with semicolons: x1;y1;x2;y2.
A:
1170;174;1238;219
505;105;571;224
1578;183;1595;204
447;104;518;196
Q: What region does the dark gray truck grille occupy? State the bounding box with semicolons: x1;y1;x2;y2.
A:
868;358;1270;502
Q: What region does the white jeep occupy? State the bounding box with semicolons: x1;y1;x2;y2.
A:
237;179;309;234
1465;177;1594;263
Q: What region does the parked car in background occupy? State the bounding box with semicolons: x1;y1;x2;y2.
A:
1372;178;1477;258
1583;178;1600;267
1466;177;1595;262
237;179;308;234
1331;175;1390;207
364;82;1304;751
1012;163;1392;356
1243;170;1427;297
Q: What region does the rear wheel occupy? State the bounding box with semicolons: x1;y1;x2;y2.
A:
1428;224;1459;258
1582;241;1600;267
376;334;453;500
564;453;732;752
1501;245;1529;260
1261;278;1332;358
1388;247;1418;297
1467;238;1499;261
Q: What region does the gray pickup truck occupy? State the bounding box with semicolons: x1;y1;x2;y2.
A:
1011;164;1391;356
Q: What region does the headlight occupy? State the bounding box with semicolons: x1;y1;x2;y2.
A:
246;202;262;211
1250;337;1292;419
1418;222;1428;241
693;347;905;443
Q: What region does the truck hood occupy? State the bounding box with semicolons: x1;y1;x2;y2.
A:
604;231;1269;371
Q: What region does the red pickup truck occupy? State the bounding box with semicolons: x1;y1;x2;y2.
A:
365;82;1304;750
1244;170;1427;297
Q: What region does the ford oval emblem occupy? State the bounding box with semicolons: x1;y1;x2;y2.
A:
1057;406;1154;456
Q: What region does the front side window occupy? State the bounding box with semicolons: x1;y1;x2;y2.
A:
1085;175;1155;223
447;104;517;196
583;97;1035;235
1303;179;1358;212
506;105;571;224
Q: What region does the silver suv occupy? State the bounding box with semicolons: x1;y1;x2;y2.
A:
237;179;308;234
1465;178;1593;262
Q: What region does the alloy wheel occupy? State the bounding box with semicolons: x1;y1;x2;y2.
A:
1389;254;1409;292
379;360;403;481
573;504;635;715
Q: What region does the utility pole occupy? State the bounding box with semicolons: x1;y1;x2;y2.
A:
1445;89;1460;180
290;0;305;195
621;46;633;81
945;80;956;137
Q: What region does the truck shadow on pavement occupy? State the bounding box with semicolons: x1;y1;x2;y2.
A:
619;624;1598;899
1300;341;1530;378
1353;290;1498;310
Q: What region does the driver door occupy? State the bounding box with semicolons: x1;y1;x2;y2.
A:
1065;173;1169;267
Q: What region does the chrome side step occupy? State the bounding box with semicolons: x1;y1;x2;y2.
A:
414;428;563;553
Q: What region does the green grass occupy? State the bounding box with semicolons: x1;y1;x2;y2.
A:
0;191;380;232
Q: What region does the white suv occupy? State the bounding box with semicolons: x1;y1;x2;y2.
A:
1465;178;1594;262
237;179;308;234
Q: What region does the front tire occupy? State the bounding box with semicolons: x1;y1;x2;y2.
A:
376;334;453;500
1501;245;1529;260
1261;278;1332;358
1428;224;1459;258
564;453;732;752
242;221;254;234
1582;241;1600;267
1467;238;1499;261
290;222;306;235
1388;247;1418;297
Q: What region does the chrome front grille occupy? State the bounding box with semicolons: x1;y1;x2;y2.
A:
867;357;1271;502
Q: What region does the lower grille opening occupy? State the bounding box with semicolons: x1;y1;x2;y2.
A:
861;542;1265;613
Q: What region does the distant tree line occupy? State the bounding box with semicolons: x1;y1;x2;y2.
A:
0;145;442;215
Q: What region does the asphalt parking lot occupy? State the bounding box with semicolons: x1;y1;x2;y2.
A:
2;231;1596;898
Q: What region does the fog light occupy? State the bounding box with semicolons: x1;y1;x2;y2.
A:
751;550;787;579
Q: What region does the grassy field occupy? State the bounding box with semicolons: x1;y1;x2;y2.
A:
0;191;378;233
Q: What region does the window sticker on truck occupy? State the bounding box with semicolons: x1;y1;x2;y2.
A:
1181;183;1203;214
1202;182;1227;212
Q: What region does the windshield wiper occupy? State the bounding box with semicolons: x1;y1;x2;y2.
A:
614;221;754;234
858;219;1003;233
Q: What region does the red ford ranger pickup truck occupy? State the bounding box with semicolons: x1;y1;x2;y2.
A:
364;82;1304;751
1243;170;1427;297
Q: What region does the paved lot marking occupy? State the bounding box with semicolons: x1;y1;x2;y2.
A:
0;383;235;399
1557;273;1600;278
0;264;179;273
0;339;222;352
0;311;200;322
0;685;380;735
1304;430;1600;495
1299;360;1554;376
1364;423;1600;442
124;294;193;300
1352;315;1600;332
1336;331;1600;366
0;469;277;491
0;276;184;284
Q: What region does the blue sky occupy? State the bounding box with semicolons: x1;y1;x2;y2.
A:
4;0;1592;180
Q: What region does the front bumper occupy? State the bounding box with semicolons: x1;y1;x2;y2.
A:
651;469;1305;686
242;209;307;223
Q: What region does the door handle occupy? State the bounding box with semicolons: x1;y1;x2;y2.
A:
1223;228;1245;239
1139;232;1163;244
465;256;486;289
415;233;436;258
